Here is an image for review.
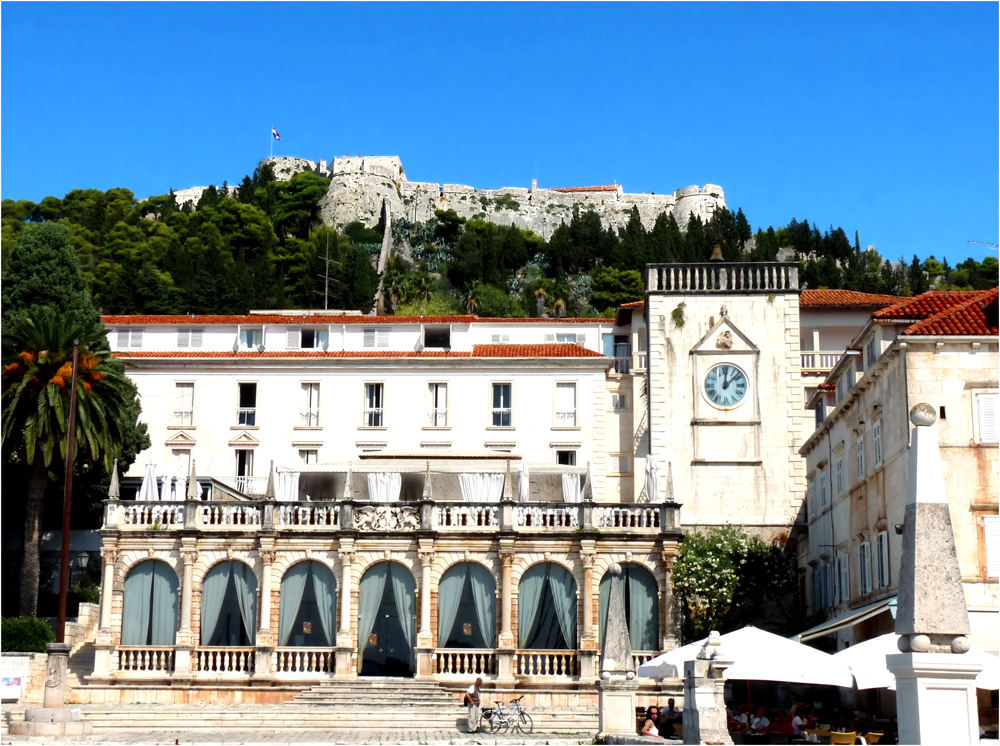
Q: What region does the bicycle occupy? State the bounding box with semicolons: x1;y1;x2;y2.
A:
481;696;533;735
508;696;534;734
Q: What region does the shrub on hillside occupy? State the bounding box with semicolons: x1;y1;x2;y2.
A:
1;617;55;652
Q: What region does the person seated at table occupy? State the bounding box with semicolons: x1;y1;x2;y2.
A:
659;698;682;739
790;706;810;737
750;706;771;733
641;706;664;738
768;711;794;735
731;705;751;734
851;710;875;735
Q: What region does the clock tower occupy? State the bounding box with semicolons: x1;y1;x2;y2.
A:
645;262;805;533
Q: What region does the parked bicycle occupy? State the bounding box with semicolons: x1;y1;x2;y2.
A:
481;696;533;735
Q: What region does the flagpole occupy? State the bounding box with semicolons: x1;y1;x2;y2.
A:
270;124;273;159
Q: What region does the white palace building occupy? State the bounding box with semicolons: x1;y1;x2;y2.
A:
82;261;987;707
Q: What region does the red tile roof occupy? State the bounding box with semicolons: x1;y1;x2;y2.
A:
114;344;608;360
101;314;609;326
901;288;999;337
619;301;645;309
550;185;621;193
873;290;990;322
800;290;899;308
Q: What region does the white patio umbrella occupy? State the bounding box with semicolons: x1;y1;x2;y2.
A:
637;626;854;687
518;459;529;502
137;461;158;502
833;633;999;690
644;458;659;504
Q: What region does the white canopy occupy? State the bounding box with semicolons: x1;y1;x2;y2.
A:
833;633;999;690
644;458;659;504
637;626;854;687
137;462;159;502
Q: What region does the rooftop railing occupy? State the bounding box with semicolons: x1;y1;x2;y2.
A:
648;262;799;294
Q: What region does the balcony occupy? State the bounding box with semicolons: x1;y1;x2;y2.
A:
801;351;844;375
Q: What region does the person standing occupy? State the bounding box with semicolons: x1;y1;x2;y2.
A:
464;676;483;733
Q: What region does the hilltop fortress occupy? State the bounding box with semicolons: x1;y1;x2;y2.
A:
261;155;727;239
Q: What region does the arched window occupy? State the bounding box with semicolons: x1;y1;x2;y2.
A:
438;563;496;649
279;561;337;647
121;560;178;646
599;563;659;652
518;562;577;649
358;561;416;677
201;561;257;646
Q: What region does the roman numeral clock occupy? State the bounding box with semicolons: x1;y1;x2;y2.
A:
689;308;761;464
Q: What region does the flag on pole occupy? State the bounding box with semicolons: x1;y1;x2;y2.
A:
272;126;281;141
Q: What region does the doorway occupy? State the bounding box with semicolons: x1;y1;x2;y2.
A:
358;562;416;677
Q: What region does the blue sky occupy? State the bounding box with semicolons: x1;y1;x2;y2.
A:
2;2;997;265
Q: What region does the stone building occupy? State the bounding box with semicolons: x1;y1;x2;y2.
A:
796;288;999;654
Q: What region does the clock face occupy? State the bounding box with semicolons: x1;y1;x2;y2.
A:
704;363;748;408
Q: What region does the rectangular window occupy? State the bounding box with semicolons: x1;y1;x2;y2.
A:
427;383;448;427
491;333;510;344
823;564;834;609
299;383;320;427
555;382;577;427
299;449;318;465
609;454;630;475
819;468;829;508
977;393;998;444
555;333;584;345
363;328;389;348
423;327;450;349
235;450;254;487
857;436;865;481
807;478;816;518
288;329;327;350
876;530;890;589
117;328;144;348
177;328;204;348
836;554;850;605
240;329;262;350
835;457;844;496
364;383;384;427
612;393;628;410
873;419;883;469
238;383;257;426
815;404;825;428
556;450;577;466
172;383;194;426
858;541;873;596
491;383;512;427
985;515;1000;578
602;334;615;358
172;448;191;478
865;336;877;370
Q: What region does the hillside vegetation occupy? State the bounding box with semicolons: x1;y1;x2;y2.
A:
3;163;995;318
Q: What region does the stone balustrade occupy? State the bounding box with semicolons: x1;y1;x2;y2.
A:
194;647;256;674
433;648;497;676
514;650;578;677
648;262;799;294
272;647;336;675
435;504;499;529
115;646;176;673
275;503;339;528
593;505;660;531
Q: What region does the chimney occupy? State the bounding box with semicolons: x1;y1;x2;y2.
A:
531;178;538;191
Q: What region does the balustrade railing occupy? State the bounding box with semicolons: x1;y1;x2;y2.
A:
632;651;655;670
194;647;255;673
514;650;578;677
116;646;175;673
434;649;497;676
272;647;336;674
217;475;268;495
200;503;261;527
594;505;660;530
117;502;184;529
275;503;339;528
516;505;580;529
648;262;798;294
800;351;844;372
436;504;499;529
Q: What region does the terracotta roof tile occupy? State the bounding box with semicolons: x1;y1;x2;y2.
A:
550;185;621;193
901;287;999;337
471;344;606;358
619;301;645;309
800;290;900;308
872;291;987;321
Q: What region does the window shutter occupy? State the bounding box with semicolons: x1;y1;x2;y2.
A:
876;531;890;588
178;329;190;348
316;329;328;350
866;337;876;369
857;437;865;480
544;334;555;344
835;458;844;496
837;555;849;605
820;471;828;507
287;329;301;349
808;480;816;518
873;420;883;468
191;328;203;348
859;541;872;595
117;329;130;348
132;329;143;348
984;515;1000;578
979;393;998;444
377;329;389;348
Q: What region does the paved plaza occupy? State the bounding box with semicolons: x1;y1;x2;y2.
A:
2;733;595;746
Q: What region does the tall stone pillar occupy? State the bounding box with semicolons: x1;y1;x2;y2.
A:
173;542;198;679
91;548;119;681
415;543;435;679
253;545;276;679
597;564;638;739
336;544;356;677
886;405;982;745
496;543;516;682
578;545;598;681
681;633;734;745
662;550;679;650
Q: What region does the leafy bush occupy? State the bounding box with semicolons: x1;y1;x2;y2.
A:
1;617;55;652
71;584;101;604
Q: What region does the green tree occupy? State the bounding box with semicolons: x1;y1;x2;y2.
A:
1;309;141;616
590;267;644;311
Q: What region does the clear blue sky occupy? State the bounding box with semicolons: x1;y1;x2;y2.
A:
3;2;997;265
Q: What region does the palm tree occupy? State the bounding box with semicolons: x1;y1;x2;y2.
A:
2;308;136;616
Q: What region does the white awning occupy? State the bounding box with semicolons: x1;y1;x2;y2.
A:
792;596;897;643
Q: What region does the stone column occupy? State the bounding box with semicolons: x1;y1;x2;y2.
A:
662;550;679;650
415;545;435;679
253;546;276;679
336;545;356;677
91;548;119;681
496;544;516;683
578;545;598;681
43;643;71;708
173;542;198;679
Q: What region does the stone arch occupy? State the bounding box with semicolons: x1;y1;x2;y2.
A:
200;559;258;646
357;560;417;677
516;561;578;649
436;561;497;649
121;559;179;646
277;559;338;647
599;562;660;652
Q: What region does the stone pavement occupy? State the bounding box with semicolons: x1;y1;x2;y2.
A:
2;730;595;745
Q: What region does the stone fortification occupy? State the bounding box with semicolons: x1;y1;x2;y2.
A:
263;155;726;239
